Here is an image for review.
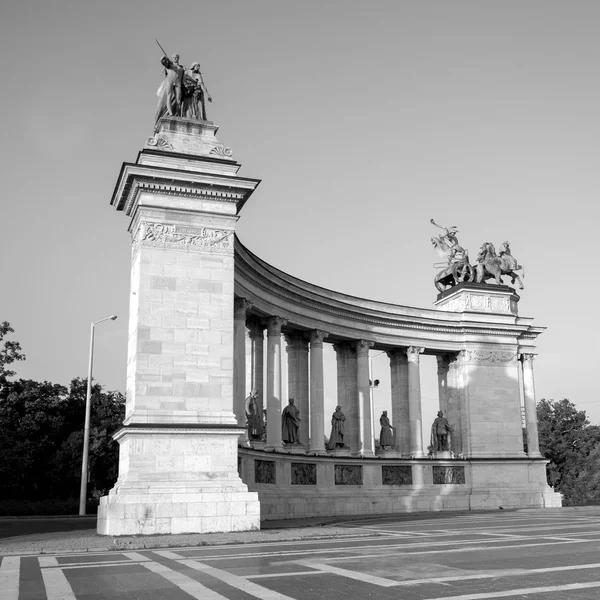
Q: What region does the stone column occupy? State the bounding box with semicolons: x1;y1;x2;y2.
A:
286;333;309;448
406;346;425;458
521;354;542;457
445;354;463;455
356;340;375;457
309;330;328;453
333;343;359;453
233;298;251;445
265;316;286;451
436;355;450;417
388;350;409;456
248;319;265;422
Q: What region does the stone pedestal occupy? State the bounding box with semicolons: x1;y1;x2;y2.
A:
98;117;261;535
434;282;520;316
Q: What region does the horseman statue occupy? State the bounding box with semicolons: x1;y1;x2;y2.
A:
475;241;524;289
431;219;475;292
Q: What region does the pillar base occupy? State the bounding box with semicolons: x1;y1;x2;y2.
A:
97;426;260;536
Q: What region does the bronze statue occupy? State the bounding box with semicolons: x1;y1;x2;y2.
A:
155;53;185;124
327;406;346;449
379;411;395;449
281;398;301;444
475;242;524;289
431;410;452;452
182;62;212;121
431;219;474;291
244;389;263;441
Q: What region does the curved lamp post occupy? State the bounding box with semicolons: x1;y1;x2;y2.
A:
79;315;117;516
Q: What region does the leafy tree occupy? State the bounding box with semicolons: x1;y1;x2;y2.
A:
537;398;600;505
0;321;25;382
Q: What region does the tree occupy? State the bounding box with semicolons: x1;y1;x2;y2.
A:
0;321;25;382
537;398;600;505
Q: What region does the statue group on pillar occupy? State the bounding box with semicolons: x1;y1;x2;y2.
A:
155;48;212;127
431;219;524;292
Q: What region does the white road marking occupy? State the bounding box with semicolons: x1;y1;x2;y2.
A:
425;580;600;600
40;566;77;600
122;551;151;561
0;556;20;600
294;559;398;587
142;560;229;600
178;558;300;600
246;570;328;579
38;556;59;567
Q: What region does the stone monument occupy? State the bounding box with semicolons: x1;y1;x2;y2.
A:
97;52;261;535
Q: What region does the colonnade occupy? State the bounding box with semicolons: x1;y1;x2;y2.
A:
233;298;541;458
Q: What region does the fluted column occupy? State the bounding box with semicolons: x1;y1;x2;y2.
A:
248;319;265;421
309;330;328;453
388;350;409;456
285;333;310;448
333;343;358;453
356;340;375;457
233;298;251;445
265;316;286;451
521;353;542;457
406;346;425;458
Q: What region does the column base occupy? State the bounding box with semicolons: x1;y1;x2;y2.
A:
250;440;266;451
284;443;308;455
433;450;453;459
410;451;426;459
376;449;403;458
327;447;352;457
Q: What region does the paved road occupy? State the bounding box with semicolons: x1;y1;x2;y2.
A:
2;509;600;599
0;517;96;540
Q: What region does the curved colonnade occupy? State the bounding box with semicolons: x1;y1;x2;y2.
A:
233;238;560;519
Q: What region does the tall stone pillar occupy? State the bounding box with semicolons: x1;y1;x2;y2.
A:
333;343;359;453
388;350;409;456
406;346;425;458
445;354;463;455
265;316;286;451
248;319;265;420
521;354;542;458
286;333;309;448
99;116;260;535
309;330;328;453
356;340;375;457
233;298;251;445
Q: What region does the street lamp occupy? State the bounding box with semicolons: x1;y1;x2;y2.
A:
79;315;117;516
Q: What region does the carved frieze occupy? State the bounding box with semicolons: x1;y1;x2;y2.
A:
209;144;234;158
146;136;173;150
291;463;317;485
456;350;517;366
254;459;276;484
136;221;233;255
433;465;465;484
436;291;515;315
382;465;412;485
334;464;363;485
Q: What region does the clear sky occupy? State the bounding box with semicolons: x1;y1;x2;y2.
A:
1;1;598;427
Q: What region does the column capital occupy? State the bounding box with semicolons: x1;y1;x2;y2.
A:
284;331;309;351
308;329;329;347
406;346;425;363
333;342;355;358
436;354;451;373
266;316;287;337
354;339;374;357
233;297;252;320
247;318;265;340
521;353;536;368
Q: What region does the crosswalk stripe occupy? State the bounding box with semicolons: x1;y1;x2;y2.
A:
40;566;77;600
142;560;229;600
0;556;20;600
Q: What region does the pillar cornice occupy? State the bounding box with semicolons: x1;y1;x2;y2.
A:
355;339;374;357
308;329;329;347
406;346;425;363
233;297;252;320
266;316;287;337
521;353;536;368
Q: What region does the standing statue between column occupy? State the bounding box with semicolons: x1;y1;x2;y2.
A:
245;389;263;441
379;411;395;449
431;410;452;452
282;398;301;445
327;406;346;449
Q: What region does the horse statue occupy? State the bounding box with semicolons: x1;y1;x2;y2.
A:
475;241;524;289
434;248;475;292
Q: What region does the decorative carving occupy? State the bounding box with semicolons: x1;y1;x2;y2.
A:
209;145;234;158
436;354;451;373
234;297;252;320
291;463;317;485
457;350;518;365
433;466;465;484
406;347;425;363
355;339;374;357
266;316;286;337
146;136;173;150
382;465;412;485
138;222;233;254
334;464;363;485
521;353;536;368
254;459;276;484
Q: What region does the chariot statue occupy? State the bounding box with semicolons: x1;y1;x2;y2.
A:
431;219;475;292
